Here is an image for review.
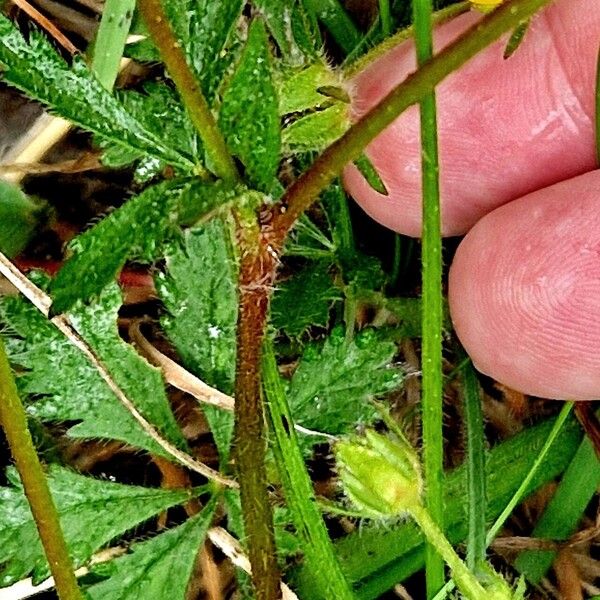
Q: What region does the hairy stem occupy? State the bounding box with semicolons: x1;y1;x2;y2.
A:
0;338;82;600
234;221;281;600
268;0;552;246
134;4;281;596
137;0;238;181
412;0;444;595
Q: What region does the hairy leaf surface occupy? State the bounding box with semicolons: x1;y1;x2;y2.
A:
87;499;216;600
219;19;280;193
99;83;200;169
271;263;340;337
157;219;238;460
288;328;402;444
1;285;186;455
50;179;236;314
0;466;193;586
0;15;192;170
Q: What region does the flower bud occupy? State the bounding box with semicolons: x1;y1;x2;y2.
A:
335;429;422;518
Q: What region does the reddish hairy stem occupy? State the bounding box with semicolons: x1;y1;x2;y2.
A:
234;233;281;600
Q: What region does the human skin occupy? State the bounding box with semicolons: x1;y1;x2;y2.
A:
343;0;600;237
448;170;600;400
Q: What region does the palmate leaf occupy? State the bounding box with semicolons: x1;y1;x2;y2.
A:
219;19;281;193
0;284;187;456
271;262;341;337
156;218;238;461
0;466;194;586
0;15;192;170
87;498;216;600
288;327;403;445
49;178;237;314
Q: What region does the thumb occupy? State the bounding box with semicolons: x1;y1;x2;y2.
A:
343;0;600;237
448;169;600;401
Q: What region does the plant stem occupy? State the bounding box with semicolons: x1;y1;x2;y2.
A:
234;217;282;600
91;0;135;90
486;402;574;544
0;337;82;600
411;0;444;595
410;504;489;600
379;0;393;37
461;358;487;571
269;0;553;246
137;0;238;182
262;340;356;600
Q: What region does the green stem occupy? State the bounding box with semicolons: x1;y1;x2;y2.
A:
137;0;238;182
410;504;489;600
303;0;362;54
412;0;444;595
262;340;356;600
0;338;82;600
91;0;135;90
378;0;393;37
269;0;552;246
486;402;574;544
461;358;486;571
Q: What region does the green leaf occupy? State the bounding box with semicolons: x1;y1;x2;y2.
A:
302;0;361;54
253;0;318;62
0;465;194;586
287;327;402;443
87;498;216;600
1;284;187;456
49;179;218;314
187;0;244;100
283;103;349;152
0;181;46;257
279;62;343;115
157;218;238;461
271;263;341;337
127;1;243;101
98;82;201;169
0;15;193;170
219;19;281;193
50;181;179;314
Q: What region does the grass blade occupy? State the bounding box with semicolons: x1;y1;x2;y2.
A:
91;0;135;90
262;339;356;600
412;0;444;595
514;435;600;582
461;358;486;571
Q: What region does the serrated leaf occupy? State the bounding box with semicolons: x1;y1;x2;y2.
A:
157;219;238;461
50;178;237;315
49;180;182;314
0;181;46;257
87;498;216;600
0;16;193;170
283;102;349;152
1;284;187;456
271;263;340;337
0;465;193;586
288;328;402;444
99;82;201;170
219;19;280;193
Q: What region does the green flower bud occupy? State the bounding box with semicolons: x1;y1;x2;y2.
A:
335;429;422;517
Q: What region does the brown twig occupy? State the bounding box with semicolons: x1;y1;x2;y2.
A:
11;0;78;55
